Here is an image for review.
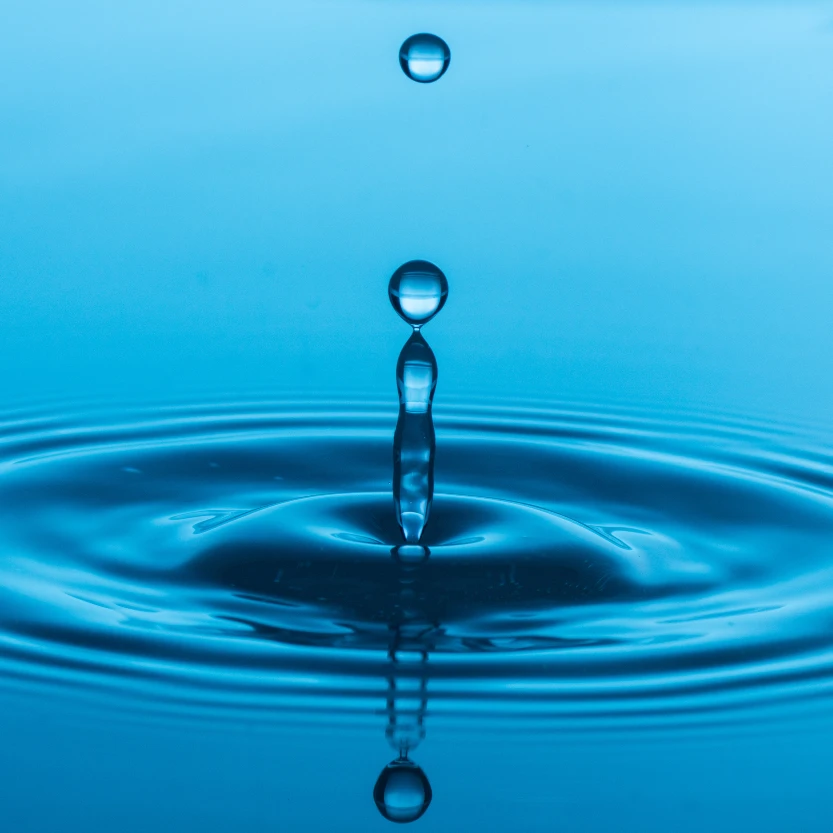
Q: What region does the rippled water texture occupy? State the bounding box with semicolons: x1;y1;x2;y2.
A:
3;398;833;727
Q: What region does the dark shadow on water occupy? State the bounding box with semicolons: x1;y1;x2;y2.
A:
182;493;694;654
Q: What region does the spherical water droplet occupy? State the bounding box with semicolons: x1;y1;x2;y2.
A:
399;34;450;83
374;758;433;823
389;260;448;327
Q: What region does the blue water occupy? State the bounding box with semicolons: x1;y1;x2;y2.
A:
3;2;833;830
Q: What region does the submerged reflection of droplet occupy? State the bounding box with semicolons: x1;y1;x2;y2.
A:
389;260;448;328
374;758;433;823
392;544;430;565
399;34;450;83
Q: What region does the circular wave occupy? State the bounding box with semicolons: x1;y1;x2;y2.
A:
2;397;833;727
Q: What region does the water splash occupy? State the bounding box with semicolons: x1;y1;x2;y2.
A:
4;398;833;732
394;332;438;544
391;261;447;544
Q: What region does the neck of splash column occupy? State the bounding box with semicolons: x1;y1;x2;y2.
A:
393;329;438;544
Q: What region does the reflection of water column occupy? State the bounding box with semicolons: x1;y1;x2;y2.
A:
389;260;448;545
374;548;435;824
385;551;434;755
385;624;430;756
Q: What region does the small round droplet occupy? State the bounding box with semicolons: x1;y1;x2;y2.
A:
399;34;450;83
389;260;448;327
374;758;433;824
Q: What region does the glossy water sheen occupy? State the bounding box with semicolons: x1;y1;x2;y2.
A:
3;398;833;729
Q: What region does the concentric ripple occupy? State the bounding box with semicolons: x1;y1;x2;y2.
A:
2;396;833;727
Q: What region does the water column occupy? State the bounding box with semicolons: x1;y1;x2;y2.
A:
389;260;448;544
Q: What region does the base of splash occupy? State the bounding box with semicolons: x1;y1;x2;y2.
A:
183;491;646;625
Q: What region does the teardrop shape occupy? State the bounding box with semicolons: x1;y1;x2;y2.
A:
399;34;450;84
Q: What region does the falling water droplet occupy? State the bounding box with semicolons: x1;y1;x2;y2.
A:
399;34;450;83
389;260;448;328
374;758;433;823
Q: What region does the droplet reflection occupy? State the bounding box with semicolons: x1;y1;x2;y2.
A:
374;758;433;824
392;544;430;565
399;34;450;83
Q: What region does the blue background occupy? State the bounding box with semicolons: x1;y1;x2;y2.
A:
3;1;833;418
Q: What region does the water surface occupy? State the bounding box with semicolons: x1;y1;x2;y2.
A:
2;1;833;830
